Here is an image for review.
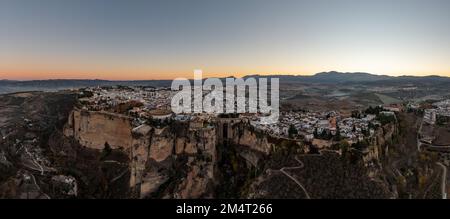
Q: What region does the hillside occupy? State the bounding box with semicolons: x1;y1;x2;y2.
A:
2;72;450;94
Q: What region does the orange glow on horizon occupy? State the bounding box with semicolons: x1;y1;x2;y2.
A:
1;62;450;80
2;68;450;81
0;70;311;81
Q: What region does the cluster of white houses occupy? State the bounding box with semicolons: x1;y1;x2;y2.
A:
250;110;381;145
424;99;450;125
78;86;403;147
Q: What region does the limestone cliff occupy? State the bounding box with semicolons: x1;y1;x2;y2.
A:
130;124;217;198
64;109;133;150
63;110;306;198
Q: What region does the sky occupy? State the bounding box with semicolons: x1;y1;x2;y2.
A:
1;0;450;80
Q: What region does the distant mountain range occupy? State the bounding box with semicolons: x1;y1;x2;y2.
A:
244;71;450;84
2;71;450;94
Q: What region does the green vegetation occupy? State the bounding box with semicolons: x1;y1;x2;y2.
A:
365;106;384;115
334;124;341;141
78;89;93;98
146;117;173;127
351;139;369;150
339;140;350;153
288;124;298;138
218;113;239;118
100;142;112;159
315;129;332;140
436;115;450;126
351;110;362;118
375;93;401;105
376;113;396;125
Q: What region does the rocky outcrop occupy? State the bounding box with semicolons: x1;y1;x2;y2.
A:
232;127;274;154
216;119;279;155
149;127;174;162
129;124;153;194
0;91;311;199
63;110;307;198
64;109;133;150
174;158;214;198
130;123;217;198
368;123;397;163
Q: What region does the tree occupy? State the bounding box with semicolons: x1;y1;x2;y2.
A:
288;124;298;138
362;128;369;136
351;110;361;119
334;124;341;141
321;130;327;139
368;122;376;130
352;139;369;151
365;106;383;115
101;142;112;159
320;129;332;140
339;140;350;153
376;114;396;125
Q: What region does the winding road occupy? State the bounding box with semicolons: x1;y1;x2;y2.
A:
279;156;311;199
417;115;449;199
267;150;340;199
28;173;50;199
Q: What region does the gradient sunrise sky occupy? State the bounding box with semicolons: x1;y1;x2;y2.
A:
1;0;450;80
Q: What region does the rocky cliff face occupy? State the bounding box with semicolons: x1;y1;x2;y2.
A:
0;92;414;199
62;108;394;199
64;109;133;150
129;123;218;198
63;110;282;198
229;123;274;154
